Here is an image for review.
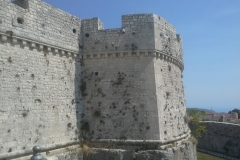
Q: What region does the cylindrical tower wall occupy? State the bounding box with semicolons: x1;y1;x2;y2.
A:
80;14;189;142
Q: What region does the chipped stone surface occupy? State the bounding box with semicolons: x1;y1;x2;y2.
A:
0;0;193;159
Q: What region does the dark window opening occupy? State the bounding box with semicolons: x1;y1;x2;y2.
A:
73;29;76;33
17;18;24;24
85;33;89;37
95;72;98;76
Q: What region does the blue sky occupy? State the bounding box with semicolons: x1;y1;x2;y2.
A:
44;0;240;113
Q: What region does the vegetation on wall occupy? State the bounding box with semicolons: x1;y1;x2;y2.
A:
187;109;207;138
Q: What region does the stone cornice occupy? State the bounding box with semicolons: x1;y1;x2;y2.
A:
0;31;80;57
81;50;184;71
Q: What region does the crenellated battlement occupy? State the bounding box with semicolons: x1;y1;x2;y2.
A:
81;14;183;64
0;0;81;52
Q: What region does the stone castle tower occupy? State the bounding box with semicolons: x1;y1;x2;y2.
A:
0;0;196;159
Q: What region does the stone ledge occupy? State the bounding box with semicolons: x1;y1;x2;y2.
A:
90;130;191;148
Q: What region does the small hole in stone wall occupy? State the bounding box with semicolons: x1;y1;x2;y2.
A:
8;57;12;62
168;38;171;42
168;65;171;72
67;123;72;129
93;111;101;117
17;17;24;24
95;72;98;76
85;33;89;37
73;29;76;33
42;23;45;28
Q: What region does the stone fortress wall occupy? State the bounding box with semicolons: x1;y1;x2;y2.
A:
196;122;240;158
0;0;196;159
0;0;82;159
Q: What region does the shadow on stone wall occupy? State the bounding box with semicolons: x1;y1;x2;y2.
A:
75;56;83;140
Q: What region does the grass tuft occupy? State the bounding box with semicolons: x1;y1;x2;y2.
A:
81;144;93;157
188;136;198;145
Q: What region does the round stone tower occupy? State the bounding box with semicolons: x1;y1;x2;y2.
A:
79;14;196;159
